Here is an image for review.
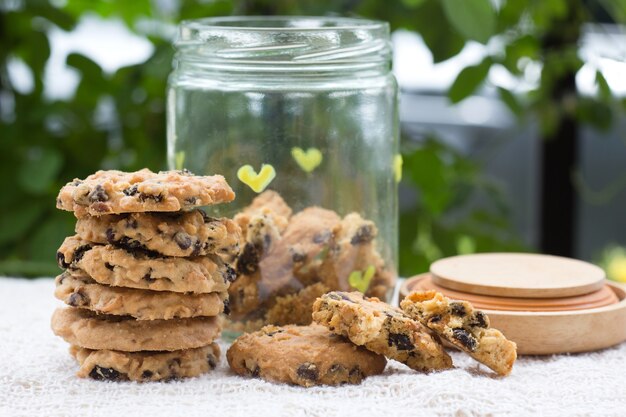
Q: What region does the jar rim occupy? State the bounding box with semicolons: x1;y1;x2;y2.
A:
179;16;388;33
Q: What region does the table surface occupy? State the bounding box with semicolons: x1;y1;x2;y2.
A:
1;277;626;417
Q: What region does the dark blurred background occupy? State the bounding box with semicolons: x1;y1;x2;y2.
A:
2;0;626;280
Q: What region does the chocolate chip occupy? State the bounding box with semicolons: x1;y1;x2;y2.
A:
329;364;345;374
388;332;414;351
266;329;284;337
141;370;153;379
72;244;92;264
429;315;442;324
296;363;319;381
57;252;68;269
68;290;89;307
143;272;156;283
199;210;211;223
113;237;160;258
338;292;354;302
185;196;198;205
138;193;164;203
126;218;138;229
222;298;230;315
105;228;115;243
251;365;260;377
350;225;374;245
312;230;331;244
89;366;120;381
191;241;202;257
88;185;108;202
450;302;466;317
123;185;138;196
174;232;192;250
349;366;363;380
236;243;260;275
327;292;354;302
452;328;478;351
104;262;114;271
168;358;182;370
223;264;236;283
469;311;489;328
207;355;217;370
290;249;307;263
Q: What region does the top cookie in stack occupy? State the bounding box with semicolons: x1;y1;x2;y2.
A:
52;169;241;382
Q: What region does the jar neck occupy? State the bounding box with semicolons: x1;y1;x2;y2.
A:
172;16;392;77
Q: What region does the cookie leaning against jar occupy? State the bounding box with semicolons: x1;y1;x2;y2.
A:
226;324;386;387
401;290;517;376
312;291;452;372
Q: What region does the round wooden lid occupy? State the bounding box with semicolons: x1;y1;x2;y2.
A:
401;274;618;311
430;253;606;298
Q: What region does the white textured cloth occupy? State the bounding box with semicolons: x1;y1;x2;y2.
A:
1;277;626;417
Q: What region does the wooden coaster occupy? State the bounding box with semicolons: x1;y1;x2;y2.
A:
430;253;606;298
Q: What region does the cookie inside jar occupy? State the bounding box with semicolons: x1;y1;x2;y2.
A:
226;190;397;332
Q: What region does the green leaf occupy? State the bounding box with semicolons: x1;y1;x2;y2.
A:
442;0;496;44
28;213;75;262
448;58;492;103
0;205;44;245
66;53;104;82
409;0;466;63
595;70;612;101
403;148;452;214
18;147;64;194
497;87;523;117
0;260;60;278
401;0;426;8
599;0;626;23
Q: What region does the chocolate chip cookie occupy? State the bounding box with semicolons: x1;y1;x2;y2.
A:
401;290;517;376
75;210;240;258
264;282;331;326
313;291;452;372
51;307;221;352
70;344;220;382
226;324;386;387
318;213;394;300
57;236;234;293
233;190;292;237
57;168;235;217
55;270;228;320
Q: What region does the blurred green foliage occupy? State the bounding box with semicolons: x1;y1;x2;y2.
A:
1;0;624;277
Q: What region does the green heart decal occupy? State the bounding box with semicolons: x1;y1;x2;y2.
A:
237;164;276;193
348;265;376;293
291;147;323;173
394;154;403;183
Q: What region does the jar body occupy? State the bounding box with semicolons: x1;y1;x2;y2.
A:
167;17;398;331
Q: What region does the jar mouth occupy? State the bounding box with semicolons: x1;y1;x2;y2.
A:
174;16;391;73
179;16;387;33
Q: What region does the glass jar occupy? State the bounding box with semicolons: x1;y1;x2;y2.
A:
167;16;399;331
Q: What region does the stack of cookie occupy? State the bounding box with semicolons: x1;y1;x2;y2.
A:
51;169;240;382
